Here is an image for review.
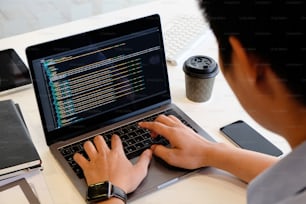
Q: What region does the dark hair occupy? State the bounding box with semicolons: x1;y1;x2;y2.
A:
199;0;306;106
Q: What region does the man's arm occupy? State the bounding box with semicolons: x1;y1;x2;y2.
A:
207;142;278;182
97;198;124;204
140;114;278;183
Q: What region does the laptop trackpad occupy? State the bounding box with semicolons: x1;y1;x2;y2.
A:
128;156;192;201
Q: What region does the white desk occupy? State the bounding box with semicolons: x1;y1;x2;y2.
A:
0;0;291;203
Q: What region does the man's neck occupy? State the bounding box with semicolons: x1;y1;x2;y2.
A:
280;102;306;148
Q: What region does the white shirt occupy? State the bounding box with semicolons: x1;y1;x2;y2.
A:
247;141;306;204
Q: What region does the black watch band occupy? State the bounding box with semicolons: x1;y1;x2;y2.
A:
87;181;127;203
111;184;127;203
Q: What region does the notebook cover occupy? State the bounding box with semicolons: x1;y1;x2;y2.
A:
0;99;41;178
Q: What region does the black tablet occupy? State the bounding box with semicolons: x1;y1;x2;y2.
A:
0;49;31;92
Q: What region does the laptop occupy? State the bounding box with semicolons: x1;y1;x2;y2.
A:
25;14;215;201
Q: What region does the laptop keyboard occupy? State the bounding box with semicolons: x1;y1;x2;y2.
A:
58;109;197;179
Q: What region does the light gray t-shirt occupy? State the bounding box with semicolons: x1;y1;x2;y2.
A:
247;141;306;204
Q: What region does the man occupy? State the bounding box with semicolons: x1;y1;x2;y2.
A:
74;1;306;203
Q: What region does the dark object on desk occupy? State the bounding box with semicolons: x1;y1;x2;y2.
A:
0;49;31;93
0;100;41;180
220;120;283;157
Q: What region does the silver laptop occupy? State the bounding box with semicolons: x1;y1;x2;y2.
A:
26;14;215;201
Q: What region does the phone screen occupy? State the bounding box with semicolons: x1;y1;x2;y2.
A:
0;49;31;92
220;120;283;156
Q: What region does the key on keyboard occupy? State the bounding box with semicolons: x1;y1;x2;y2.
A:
59;109;197;178
164;15;209;66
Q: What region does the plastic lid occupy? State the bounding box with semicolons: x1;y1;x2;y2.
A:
183;55;219;79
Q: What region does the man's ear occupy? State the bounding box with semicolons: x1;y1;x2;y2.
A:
228;36;268;88
228;36;275;97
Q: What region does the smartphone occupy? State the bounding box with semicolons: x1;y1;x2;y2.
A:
0;48;31;93
220;120;283;156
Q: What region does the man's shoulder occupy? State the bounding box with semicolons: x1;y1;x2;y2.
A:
247;141;306;204
276;190;306;204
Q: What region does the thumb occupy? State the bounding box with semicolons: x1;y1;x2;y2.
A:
134;149;153;177
151;144;174;163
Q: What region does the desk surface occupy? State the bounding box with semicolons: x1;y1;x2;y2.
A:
0;0;291;203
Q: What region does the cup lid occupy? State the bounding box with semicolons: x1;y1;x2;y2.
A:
183;55;219;79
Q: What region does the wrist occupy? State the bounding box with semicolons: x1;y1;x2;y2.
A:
97;197;125;204
87;181;127;204
204;142;229;168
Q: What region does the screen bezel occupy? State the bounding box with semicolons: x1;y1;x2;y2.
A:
26;14;171;145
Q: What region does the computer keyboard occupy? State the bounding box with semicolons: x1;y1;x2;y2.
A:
59;109;197;179
164;15;209;66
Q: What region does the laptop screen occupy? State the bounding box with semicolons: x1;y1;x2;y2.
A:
26;15;170;145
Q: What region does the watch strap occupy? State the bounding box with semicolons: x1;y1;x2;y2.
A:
111;184;127;203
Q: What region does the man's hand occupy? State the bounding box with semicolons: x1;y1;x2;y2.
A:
139;114;215;169
73;135;152;193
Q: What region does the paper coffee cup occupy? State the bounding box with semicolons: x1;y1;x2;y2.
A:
183;55;219;102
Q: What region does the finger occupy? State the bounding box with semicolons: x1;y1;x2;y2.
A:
73;153;89;169
84;140;98;159
167;115;183;124
134;149;152;177
93;135;109;154
111;134;125;154
138;121;174;141
150;131;159;138
151;144;175;163
155;114;178;126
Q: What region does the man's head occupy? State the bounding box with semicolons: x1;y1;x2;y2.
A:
198;1;306;144
198;0;306;106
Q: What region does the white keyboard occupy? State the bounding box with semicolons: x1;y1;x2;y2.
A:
164;15;209;66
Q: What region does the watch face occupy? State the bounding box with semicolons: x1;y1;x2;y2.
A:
87;182;111;201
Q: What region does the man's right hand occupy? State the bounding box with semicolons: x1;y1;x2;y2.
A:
139;114;216;170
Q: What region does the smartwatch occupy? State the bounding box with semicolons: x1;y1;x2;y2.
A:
86;181;127;203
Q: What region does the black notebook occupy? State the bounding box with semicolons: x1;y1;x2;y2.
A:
0;99;41;180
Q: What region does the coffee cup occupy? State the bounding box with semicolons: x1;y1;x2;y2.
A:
183;55;219;102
